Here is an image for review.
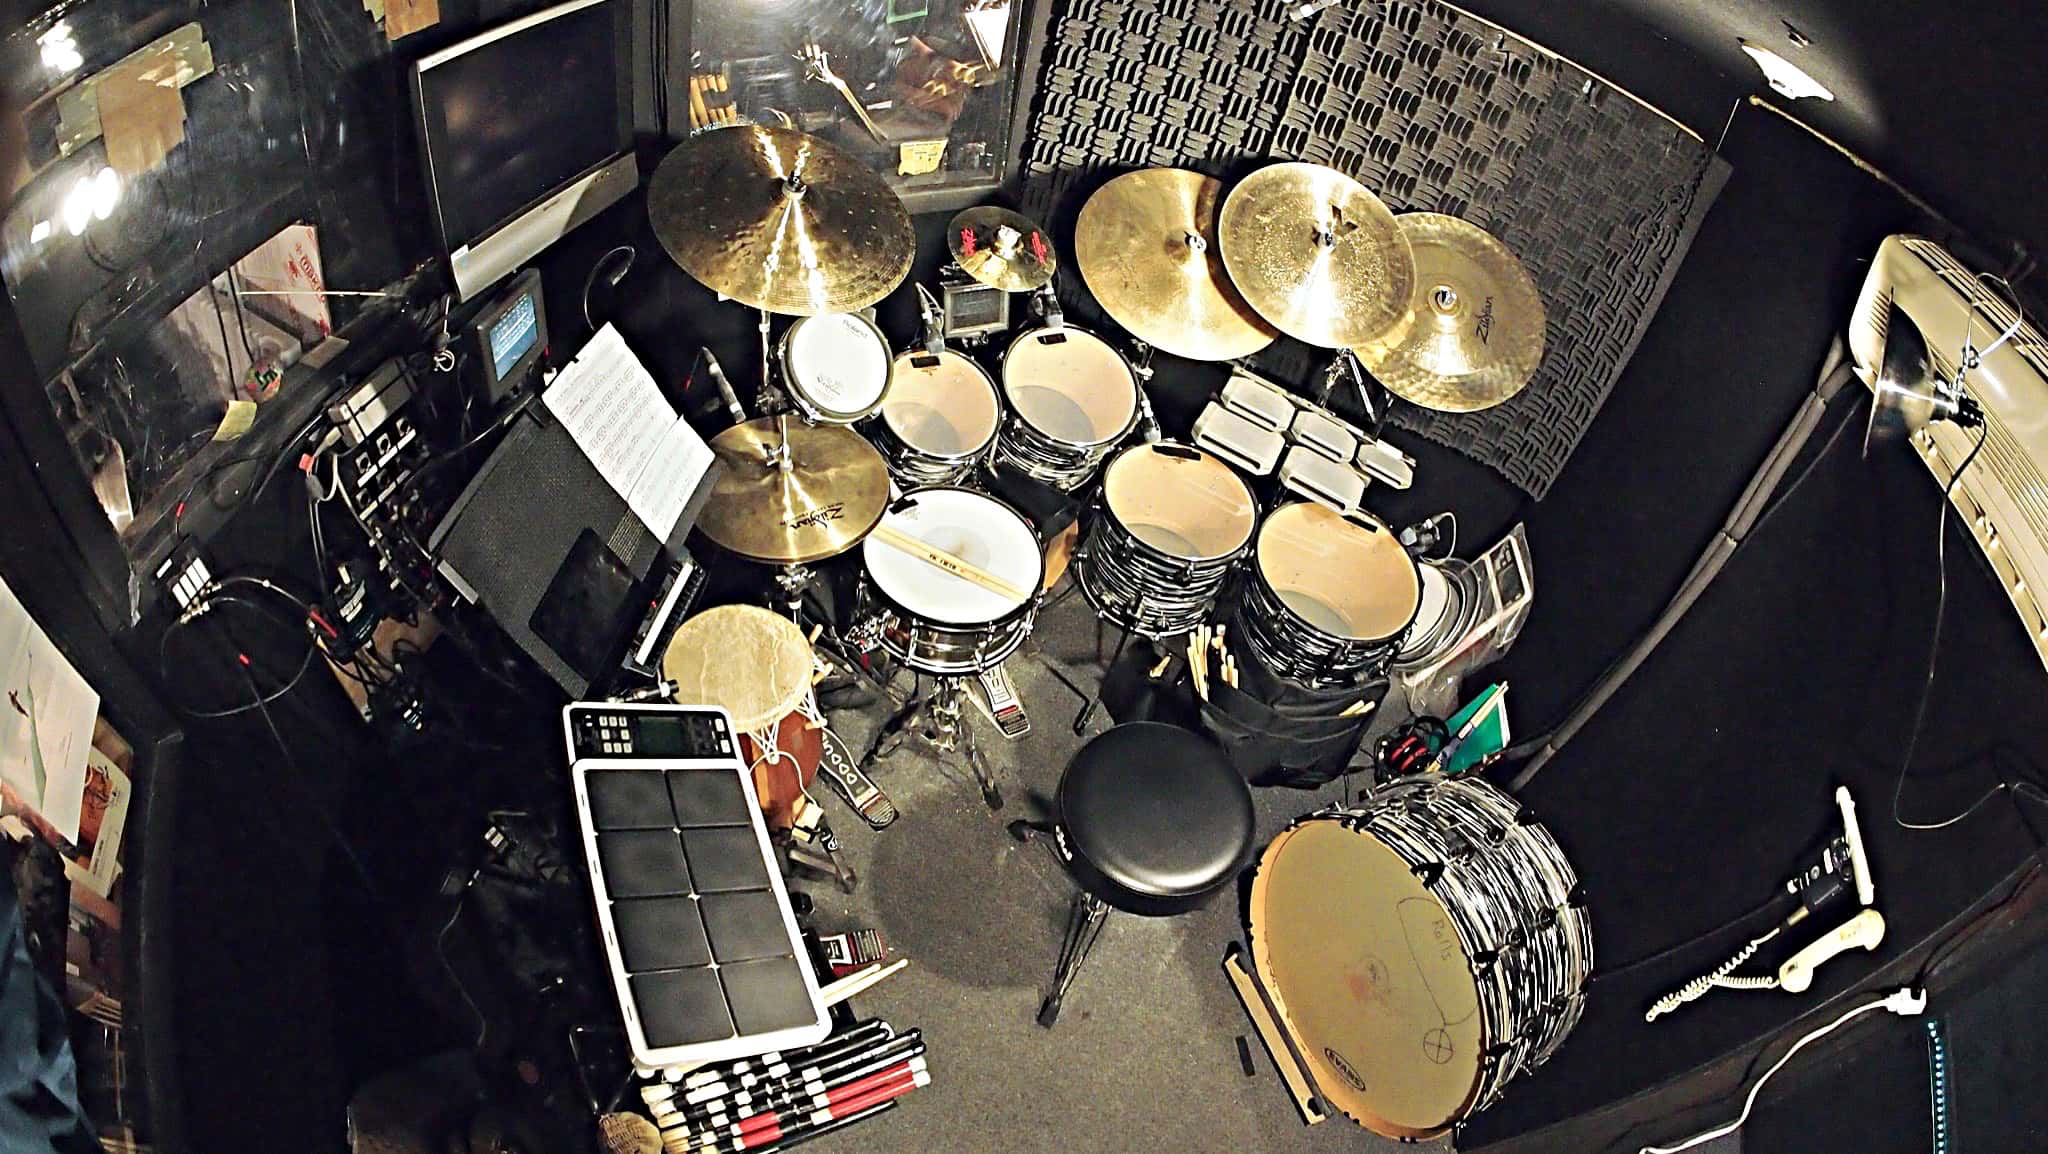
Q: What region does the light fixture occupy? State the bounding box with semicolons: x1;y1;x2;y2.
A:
28;220;52;245
61;174;95;236
90;166;121;220
37;23;82;74
1740;40;1834;101
1864;302;1986;456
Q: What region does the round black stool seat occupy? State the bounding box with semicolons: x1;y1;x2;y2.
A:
1056;722;1256;917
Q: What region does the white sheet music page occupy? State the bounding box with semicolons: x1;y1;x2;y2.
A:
542;324;713;541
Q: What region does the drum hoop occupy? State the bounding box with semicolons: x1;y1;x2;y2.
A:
1247;814;1484;1139
1099;443;1259;563
999;325;1139;448
862;485;1047;624
881;350;1000;460
780;313;893;420
1253;505;1422;644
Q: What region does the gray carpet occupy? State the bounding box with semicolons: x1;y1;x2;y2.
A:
787;590;1430;1154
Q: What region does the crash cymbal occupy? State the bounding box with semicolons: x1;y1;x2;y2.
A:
949;206;1057;291
1217;162;1414;350
1074;169;1279;361
699;417;890;564
647;125;914;316
1357;213;1546;413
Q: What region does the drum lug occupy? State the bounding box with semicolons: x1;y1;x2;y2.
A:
1410;860;1444;888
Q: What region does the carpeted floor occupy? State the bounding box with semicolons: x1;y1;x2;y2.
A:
786;588;1425;1154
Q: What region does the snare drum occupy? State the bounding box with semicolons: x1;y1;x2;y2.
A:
779;313;893;424
1394;559;1486;671
1249;776;1592;1138
1076;443;1256;637
663;605;824;830
872;349;1002;486
995;326;1139;490
1234;502;1420;686
860;487;1045;675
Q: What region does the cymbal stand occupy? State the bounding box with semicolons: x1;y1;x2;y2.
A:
866;674;1004;810
1125;340;1163;444
1031;279;1064;330
1321;348;1390;441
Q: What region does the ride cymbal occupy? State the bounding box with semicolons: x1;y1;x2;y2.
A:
698;417;891;564
1357;213;1545;413
1217;162;1414;350
949;206;1057;291
647;125;914;316
1074;168;1279;361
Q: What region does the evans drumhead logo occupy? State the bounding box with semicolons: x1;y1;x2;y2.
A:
1325;1048;1367;1091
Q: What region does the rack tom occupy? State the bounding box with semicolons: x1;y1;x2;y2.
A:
1234;502;1420;686
994;326;1139;491
1076;443;1256;637
871;348;1002;486
779;312;893;424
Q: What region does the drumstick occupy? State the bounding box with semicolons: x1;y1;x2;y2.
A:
869;523;1032;604
1339;699;1376;718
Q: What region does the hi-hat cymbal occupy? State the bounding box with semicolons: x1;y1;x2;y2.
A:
1074;169;1279;361
699;417;890;564
1357;213;1546;413
647;125;914;316
949;206;1057;291
1218;162;1415;350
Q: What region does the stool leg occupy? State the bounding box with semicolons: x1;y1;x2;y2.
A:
1038;893;1111;1028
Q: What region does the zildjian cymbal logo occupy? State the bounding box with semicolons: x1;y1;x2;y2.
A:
787;503;845;531
1475;296;1496;346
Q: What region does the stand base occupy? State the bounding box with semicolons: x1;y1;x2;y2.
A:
868;675;1004;810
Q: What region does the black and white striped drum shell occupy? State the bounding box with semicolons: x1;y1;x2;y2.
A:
1247;775;1591;1140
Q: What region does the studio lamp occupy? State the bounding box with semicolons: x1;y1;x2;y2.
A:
1863;301;1986;456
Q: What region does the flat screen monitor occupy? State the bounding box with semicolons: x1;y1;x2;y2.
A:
412;0;638;300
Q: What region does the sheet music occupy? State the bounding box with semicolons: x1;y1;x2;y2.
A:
543;324;713;541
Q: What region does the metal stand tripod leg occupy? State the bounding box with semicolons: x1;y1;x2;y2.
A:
865;676;1004;810
1038;892;1112;1027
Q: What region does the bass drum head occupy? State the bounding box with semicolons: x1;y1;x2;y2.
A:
784;313;892;422
883;350;1000;458
862;487;1044;626
1001;327;1138;447
1101;444;1257;561
1249;818;1483;1139
1255;503;1420;641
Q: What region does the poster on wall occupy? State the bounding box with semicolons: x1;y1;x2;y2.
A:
0;574;100;845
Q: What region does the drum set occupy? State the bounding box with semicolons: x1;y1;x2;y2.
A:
638;122;1585;1136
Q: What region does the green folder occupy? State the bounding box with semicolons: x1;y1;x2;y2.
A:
1441;682;1509;775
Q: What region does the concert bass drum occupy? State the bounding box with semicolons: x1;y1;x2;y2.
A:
1248;775;1592;1138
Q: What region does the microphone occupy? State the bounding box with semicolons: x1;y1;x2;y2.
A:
701;347;748;427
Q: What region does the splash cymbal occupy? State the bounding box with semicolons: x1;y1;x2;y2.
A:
1074;168;1280;361
1357;213;1546;413
698;417;890;564
949;206;1057;291
1217;162;1414;350
647;125;914;316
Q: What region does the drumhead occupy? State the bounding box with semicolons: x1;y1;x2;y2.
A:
1408;562;1454;647
1101;444;1257;560
863;487;1043;625
1001;327;1138;447
784;313;892;421
1255;503;1420;641
663;605;813;731
883;350;1000;458
1249;817;1483;1138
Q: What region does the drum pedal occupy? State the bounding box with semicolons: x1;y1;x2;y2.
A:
815;727;899;829
970;663;1032;739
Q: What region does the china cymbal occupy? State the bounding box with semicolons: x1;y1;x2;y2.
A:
1357;213;1546;413
949;206;1057;291
1074;169;1279;361
1217;162;1414;349
699;417;890;564
647;125;914;316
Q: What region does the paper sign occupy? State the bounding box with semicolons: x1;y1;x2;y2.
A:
387;0;441;41
96;59;185;177
0;575;100;844
898;139;946;175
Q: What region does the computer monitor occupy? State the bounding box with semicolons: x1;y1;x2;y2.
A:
411;0;638;301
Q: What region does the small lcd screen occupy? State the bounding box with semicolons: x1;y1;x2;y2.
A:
630;718;690;758
417;0;624;249
946;284;1006;329
489;292;540;380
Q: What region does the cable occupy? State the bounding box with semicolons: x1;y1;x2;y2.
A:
1644;926;1783;1022
435;879;489;1050
234;655;380;896
1747;392;1865;541
1891;423;1990;831
1640;990;1925;1154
